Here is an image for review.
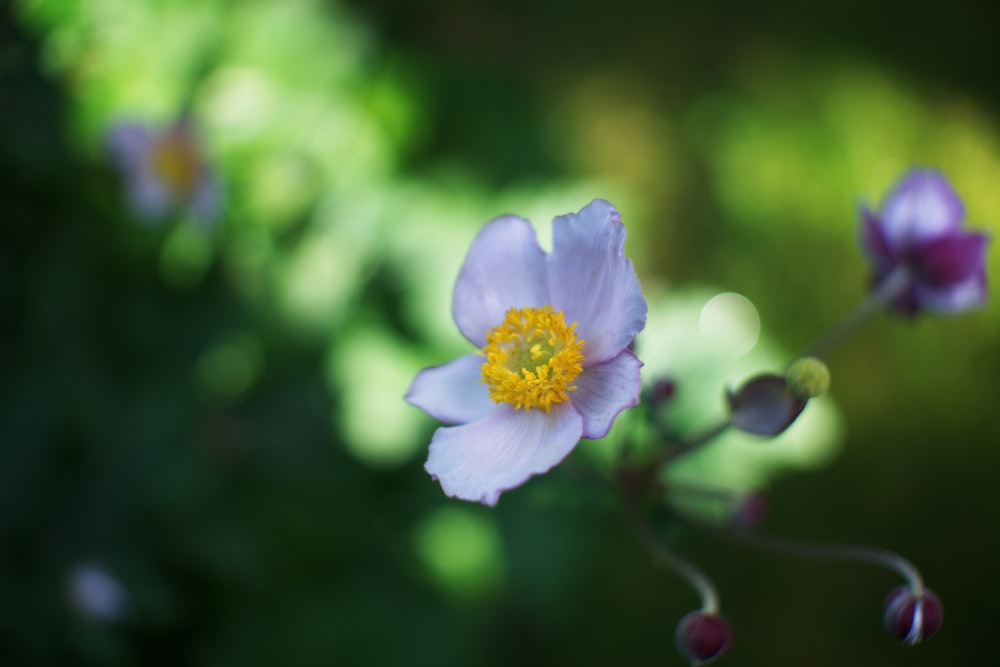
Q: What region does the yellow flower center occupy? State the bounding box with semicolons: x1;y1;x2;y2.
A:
151;130;201;198
480;305;585;413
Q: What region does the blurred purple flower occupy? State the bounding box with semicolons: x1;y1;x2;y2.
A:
106;114;222;226
66;563;129;623
860;170;988;315
406;200;647;505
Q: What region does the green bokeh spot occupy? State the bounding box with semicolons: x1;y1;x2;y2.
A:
414;507;504;601
196;333;264;400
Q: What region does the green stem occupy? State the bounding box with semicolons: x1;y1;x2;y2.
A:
681;511;925;595
625;500;720;613
645;419;731;471
801;267;911;359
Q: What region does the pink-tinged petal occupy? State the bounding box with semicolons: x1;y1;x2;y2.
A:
452;216;549;347
880;171;964;250
425;401;583;506
125;165;173;222
914;271;987;314
190;169;222;226
405;354;495;425
547;199;647;364
859;206;894;265
106;122;172;222
106;122;154;169
569;349;643;439
908;233;988;287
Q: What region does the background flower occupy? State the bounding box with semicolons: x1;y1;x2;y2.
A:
107;115;222;225
860;170;989;315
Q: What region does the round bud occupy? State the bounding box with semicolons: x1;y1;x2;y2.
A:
730;492;767;530
727;374;806;437
675;611;731;665
650;378;677;404
785;357;831;399
883;586;942;645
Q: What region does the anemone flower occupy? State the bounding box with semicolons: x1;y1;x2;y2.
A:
861;170;988;315
406;200;647;505
106;113;221;226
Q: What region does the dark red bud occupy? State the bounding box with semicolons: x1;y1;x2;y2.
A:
883;586;942;645
676;611;731;665
730;493;767;530
650;378;677;403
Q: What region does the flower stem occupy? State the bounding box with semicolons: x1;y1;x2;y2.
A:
684;512;925;595
801;267;911;359
626;505;720;614
646;420;731;471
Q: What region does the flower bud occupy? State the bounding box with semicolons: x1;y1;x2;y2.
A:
883;586;942;645
675;611;731;665
785;357;830;399
649;377;677;404
730;492;767;530
726;375;806;437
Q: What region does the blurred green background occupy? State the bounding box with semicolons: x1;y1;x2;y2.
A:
3;0;999;665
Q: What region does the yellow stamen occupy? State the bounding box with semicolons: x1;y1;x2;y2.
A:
151;129;201;198
480;305;585;413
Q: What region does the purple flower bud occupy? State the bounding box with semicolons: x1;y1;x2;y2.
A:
651;378;677;403
675;611;731;665
726;375;806;437
730;492;767;530
860;170;988;316
883;586;942;645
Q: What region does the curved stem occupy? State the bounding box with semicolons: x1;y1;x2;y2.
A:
626;505;720;613
801;266;911;359
684;512;925;595
738;532;925;595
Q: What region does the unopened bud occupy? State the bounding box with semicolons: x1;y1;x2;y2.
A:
727;375;806;437
730;493;767;530
676;611;731;665
883;586;942;645
785;357;830;399
650;378;677;404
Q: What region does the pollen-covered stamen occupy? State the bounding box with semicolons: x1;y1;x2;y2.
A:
151;129;202;198
481;305;585;412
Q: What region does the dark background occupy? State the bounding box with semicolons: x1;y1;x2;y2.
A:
3;0;999;665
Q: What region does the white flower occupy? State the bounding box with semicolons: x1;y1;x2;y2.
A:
406;200;647;505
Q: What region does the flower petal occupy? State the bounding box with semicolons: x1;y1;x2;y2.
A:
880;170;964;250
425;402;583;506
548;199;647;364
405;353;495;425
859;206;894;265
106;122;173;221
569;349;643;439
914;270;987;314
125;165;173;222
190;169;222;226
106;122;154;169
452;215;549;347
908;232;988;287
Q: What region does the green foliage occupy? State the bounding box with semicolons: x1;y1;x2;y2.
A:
4;0;999;665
